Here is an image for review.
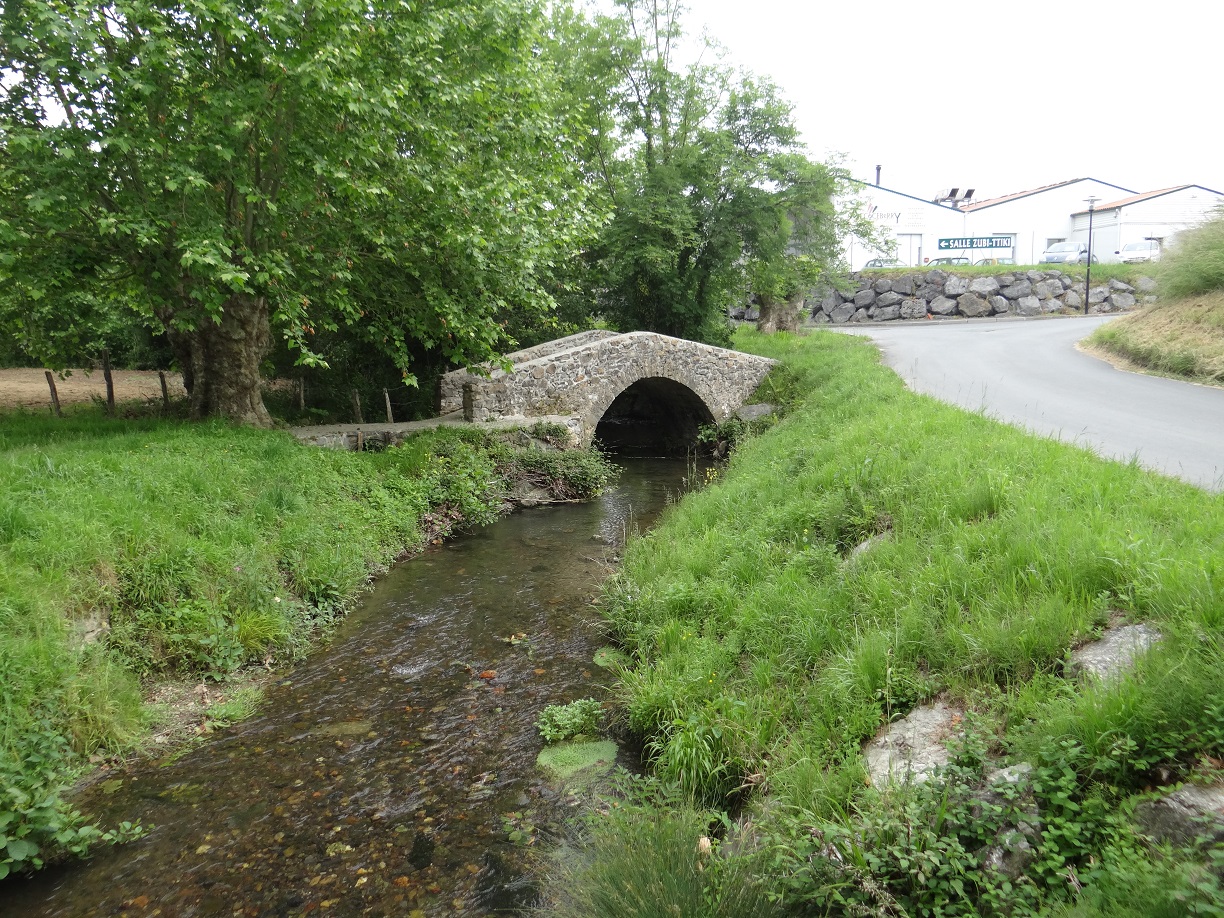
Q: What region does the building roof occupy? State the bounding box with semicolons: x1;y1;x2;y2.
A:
960;177;1137;213
1069;184;1224;215
848;179;969;213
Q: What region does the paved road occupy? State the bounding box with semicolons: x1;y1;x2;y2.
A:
838;316;1224;491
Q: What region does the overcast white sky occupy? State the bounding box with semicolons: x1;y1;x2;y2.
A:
681;0;1222;203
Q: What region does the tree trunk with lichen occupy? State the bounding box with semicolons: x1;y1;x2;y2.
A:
171;294;274;426
756;295;804;334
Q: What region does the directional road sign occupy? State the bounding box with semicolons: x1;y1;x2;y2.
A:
938;237;1012;250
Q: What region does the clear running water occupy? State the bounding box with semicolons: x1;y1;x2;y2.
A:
3;459;698;917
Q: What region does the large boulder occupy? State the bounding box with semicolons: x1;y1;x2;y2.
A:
925;268;948;285
1033;280;1058;300
929;295;958;316
1001;280;1032;299
916;283;944;301
957;292;991;318
1063;290;1083;310
873;278;893;294
968;276;1001;297
1088;285;1109;305
989;295;1010;315
944;275;970;297
829;303;856;323
875;291;904;308
1109;291;1137;310
900;297;928;319
890;274;917;296
854;288;877;309
872;304;901;322
1109;278;1136;293
819;288;843;314
1015;295;1042;317
1137;275;1158;294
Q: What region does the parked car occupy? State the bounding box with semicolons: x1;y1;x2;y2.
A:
927;257;970;266
1115;240;1161;263
973;258;1015;266
863;258;904;269
1039;242;1096;264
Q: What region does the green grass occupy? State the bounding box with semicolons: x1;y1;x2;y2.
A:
1156;211;1224;298
553;328;1224;915
0;410;615;875
1088;294;1224;385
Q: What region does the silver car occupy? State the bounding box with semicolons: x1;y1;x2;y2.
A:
1040;242;1095;264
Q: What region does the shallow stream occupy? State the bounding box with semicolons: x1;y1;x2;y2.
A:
4;459;697;917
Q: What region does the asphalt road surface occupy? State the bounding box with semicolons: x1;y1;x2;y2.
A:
839;315;1224;491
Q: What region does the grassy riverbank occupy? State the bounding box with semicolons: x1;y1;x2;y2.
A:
548;329;1224;916
0;414;614;877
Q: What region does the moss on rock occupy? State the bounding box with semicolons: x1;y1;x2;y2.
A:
536;739;618;784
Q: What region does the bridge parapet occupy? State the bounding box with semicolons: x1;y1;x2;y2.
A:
439;329;621;415
453;331;775;445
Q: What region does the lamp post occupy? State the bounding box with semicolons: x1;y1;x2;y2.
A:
1083;196;1100;314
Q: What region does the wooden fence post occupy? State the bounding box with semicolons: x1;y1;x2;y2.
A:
101;348;115;416
350;388;363;424
45;371;62;417
383;388;394;424
158;371;170;411
297;378;306;414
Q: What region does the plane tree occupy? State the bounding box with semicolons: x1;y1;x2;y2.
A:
0;0;598;423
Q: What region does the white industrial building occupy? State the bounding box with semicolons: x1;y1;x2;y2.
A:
1067;185;1224;259
847;177;1223;268
959;178;1135;264
848;182;973;270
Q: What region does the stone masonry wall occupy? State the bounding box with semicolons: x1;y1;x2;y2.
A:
439;329;621;415
459;331;776;445
803;270;1158;325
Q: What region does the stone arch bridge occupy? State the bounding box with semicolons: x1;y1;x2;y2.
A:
440;331;776;452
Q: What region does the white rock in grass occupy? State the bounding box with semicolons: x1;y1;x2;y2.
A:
1068;622;1161;680
1134;782;1224;847
864;701;962;787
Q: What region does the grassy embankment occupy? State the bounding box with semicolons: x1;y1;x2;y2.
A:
1087;214;1224;387
0;411;614;877
546;328;1224;917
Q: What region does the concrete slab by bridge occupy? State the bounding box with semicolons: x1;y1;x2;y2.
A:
293;331;775;452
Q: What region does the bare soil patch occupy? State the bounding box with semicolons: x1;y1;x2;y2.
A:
0;368;186;411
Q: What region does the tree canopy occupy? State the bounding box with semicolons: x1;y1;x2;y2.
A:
0;0;599;423
563;0;866;344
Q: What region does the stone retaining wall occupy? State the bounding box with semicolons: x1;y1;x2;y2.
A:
753;270;1157;325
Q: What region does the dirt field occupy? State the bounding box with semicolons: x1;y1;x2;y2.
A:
0;368;187;411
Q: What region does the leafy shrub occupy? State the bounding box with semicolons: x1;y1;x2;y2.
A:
537;698;604;744
0;723;143;879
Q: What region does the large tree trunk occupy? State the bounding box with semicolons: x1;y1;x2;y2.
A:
757;296;804;334
182;294;274;426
